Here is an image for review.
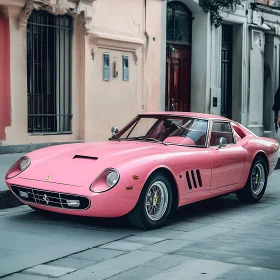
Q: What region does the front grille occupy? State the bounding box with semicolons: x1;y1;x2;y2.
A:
11;185;90;210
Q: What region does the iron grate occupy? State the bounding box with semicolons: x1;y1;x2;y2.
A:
11;185;91;210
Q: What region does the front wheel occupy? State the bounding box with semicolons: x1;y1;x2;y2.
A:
236;157;268;203
129;172;173;230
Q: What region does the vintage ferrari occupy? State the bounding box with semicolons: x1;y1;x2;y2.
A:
5;112;279;229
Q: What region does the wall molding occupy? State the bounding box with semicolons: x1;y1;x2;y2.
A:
19;0;96;33
88;31;144;65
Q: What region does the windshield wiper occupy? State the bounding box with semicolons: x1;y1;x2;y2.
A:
130;137;168;146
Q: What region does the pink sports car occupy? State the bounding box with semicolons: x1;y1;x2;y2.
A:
5;112;279;229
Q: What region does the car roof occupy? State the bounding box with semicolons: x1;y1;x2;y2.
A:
139;111;231;121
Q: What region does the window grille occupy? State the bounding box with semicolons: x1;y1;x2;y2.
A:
27;10;73;133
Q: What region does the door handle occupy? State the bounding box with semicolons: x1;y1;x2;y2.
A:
171;98;175;111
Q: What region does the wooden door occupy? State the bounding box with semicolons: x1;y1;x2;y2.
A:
165;45;191;112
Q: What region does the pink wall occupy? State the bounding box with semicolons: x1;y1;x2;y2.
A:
0;17;11;140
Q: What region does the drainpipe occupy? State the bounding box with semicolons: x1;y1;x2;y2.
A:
144;0;150;59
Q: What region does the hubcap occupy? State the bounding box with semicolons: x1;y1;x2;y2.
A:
251;163;265;196
145;181;169;221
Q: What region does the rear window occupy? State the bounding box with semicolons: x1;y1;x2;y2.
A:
232;123;246;139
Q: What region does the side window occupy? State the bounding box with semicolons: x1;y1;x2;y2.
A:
210;122;234;146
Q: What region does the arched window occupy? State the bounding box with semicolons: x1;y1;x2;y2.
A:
166;1;192;45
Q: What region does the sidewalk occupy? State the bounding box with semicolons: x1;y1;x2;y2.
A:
0;153;25;209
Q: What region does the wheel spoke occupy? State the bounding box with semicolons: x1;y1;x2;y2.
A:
145;180;169;222
251;163;266;196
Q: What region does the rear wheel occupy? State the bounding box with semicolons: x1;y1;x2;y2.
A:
129;172;173;230
236;157;268;203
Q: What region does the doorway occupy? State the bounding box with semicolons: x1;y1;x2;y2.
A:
221;24;233;118
263;62;272;134
165;1;192;112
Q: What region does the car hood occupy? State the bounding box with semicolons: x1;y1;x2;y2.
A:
18;141;179;187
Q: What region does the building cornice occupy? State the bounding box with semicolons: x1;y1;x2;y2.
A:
18;0;95;33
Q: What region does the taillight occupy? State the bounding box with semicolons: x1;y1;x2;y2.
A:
5;156;31;179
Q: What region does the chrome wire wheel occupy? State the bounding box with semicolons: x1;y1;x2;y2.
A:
251;163;265;196
145;181;169;221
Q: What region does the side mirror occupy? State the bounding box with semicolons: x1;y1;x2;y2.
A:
217;137;227;149
111;126;119;136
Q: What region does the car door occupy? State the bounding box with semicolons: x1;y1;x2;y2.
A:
208;121;246;190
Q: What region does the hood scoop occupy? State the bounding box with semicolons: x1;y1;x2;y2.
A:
73;155;98;160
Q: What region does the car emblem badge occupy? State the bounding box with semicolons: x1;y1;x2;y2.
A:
45;175;51;181
42;194;49;205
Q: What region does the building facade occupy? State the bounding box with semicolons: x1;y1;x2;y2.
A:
0;0;163;148
0;0;280;151
161;0;280;140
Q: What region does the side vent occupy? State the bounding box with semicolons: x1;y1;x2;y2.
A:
196;169;202;187
191;170;197;188
186;171;192;190
186;169;203;190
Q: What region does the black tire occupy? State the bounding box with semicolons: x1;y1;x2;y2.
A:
129;171;173;230
236;157;268;203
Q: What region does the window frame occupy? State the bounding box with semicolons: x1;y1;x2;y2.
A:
122;55;129;81
208;120;236;147
112;114;211;148
26;10;73;135
103;53;110;81
166;1;192;46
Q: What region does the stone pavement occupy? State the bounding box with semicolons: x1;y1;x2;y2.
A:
0;170;280;280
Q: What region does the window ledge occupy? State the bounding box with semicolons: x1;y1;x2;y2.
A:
28;132;73;136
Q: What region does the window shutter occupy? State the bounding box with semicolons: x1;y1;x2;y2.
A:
122;55;129;81
103;53;110;81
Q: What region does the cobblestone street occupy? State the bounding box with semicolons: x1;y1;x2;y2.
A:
1;171;280;280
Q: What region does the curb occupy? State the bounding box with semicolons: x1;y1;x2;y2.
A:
0;190;23;210
276;158;280;170
1;158;280;211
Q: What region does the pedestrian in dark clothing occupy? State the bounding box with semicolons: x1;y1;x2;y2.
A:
272;85;280;132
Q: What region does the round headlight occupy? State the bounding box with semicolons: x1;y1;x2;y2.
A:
5;156;31;180
20;157;31;171
106;170;119;188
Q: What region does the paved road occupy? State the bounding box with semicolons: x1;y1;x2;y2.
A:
1;171;280;279
0;153;25;191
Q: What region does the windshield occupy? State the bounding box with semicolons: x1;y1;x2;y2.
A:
113;115;209;147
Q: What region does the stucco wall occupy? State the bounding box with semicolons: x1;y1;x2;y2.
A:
83;0;162;141
2;0;163;145
247;28;265;136
0;17;11;142
3;11;82;145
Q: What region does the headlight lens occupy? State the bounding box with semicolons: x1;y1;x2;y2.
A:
90;168;120;193
106;170;119;188
20;157;31;171
5;156;31;179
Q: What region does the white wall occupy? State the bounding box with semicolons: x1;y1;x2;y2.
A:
247;28;265;136
191;12;211;113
